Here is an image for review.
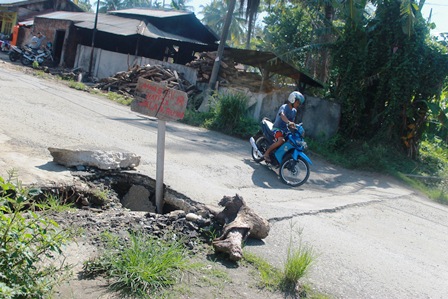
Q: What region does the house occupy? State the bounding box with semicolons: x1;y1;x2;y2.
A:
0;0;82;45
27;9;219;67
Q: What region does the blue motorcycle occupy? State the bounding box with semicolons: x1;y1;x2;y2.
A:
250;117;312;187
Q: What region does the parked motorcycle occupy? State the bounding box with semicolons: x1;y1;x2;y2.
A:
1;39;11;52
250;117;312;187
20;42;54;67
8;45;23;62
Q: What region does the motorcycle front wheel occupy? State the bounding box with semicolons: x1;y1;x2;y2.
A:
279;154;310;187
251;136;269;163
20;56;32;66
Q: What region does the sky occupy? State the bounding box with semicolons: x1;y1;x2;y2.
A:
189;0;448;35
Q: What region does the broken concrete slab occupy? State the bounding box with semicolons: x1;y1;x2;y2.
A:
48;147;140;170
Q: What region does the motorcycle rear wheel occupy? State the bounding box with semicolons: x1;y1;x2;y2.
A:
9;51;19;62
20;55;32;66
251;136;269;163
279;154;310;187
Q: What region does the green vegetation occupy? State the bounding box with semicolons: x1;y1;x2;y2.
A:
0;173;72;299
83;231;192;298
307;134;448;204
243;226;321;298
68;80;89;91
180;92;259;139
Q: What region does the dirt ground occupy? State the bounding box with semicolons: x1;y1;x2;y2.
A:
44;199;295;299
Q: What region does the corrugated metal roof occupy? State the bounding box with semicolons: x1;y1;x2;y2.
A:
34;11;207;44
0;0;39;5
109;8;192;18
224;48;324;88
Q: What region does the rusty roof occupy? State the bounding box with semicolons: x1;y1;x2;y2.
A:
109;8;192;18
224;48;324;88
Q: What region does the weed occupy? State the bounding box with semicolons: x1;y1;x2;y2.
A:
83;231;192;298
106;91;133;105
34;193;76;213
68;80;89;91
90;184;111;204
243;251;282;290
180;92;259;139
0;175;71;299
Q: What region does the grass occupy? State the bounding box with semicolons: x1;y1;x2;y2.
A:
0;174;73;299
83;231;193;298
68;80;89;91
179;92;259;139
35;193;76;213
307;135;448;204
242;223;323;298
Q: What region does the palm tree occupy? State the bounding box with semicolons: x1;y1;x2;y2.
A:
170;0;193;11
97;0;124;12
240;0;261;49
200;1;246;47
208;0;261;89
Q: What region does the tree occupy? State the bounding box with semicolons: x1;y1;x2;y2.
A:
170;0;193;11
77;0;93;12
97;0;124;12
208;0;262;89
200;1;247;47
331;0;448;157
261;3;314;69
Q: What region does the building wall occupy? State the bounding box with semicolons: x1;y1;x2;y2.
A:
74;44;198;85
72;44;341;141
214;86;341;141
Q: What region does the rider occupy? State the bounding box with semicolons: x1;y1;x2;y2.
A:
29;32;45;53
263;91;305;163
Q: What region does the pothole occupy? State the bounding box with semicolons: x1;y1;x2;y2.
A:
25;169;217;249
35;169;208;215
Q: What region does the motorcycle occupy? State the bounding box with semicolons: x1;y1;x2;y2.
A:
8;45;23;62
1;39;11;52
20;42;54;67
250;117;312;187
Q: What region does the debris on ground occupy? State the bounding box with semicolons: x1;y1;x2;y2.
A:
93;64;200;98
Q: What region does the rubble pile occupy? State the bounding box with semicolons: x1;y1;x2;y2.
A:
94;64;199;98
187;52;239;82
187;51;273;92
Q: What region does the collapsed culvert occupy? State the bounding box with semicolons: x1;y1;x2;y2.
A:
34;148;271;260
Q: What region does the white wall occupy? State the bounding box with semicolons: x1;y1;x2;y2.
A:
74;45;198;85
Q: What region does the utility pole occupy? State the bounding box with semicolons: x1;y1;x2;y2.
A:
88;0;101;77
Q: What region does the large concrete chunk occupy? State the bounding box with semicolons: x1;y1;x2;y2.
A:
48;147;140;170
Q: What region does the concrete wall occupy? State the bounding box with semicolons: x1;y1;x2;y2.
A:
74;45;340;140
217;86;341;141
74;45;198;85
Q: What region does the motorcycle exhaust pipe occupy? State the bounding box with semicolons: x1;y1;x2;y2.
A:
250;137;263;158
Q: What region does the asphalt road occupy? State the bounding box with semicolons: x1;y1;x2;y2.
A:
1;59;447;298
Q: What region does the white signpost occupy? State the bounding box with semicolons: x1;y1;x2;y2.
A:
131;77;188;213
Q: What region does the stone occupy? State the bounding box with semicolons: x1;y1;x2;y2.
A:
48;147;140;170
121;184;156;213
186;213;201;222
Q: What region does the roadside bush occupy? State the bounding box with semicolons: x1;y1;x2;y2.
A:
181;92;259;139
0;175;71;299
210;92;258;138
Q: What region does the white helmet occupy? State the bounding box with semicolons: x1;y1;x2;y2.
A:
288;91;305;105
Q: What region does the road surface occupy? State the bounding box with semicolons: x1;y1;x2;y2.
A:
1;60;447;298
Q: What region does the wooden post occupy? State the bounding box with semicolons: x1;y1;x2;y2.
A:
131;78;187;214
